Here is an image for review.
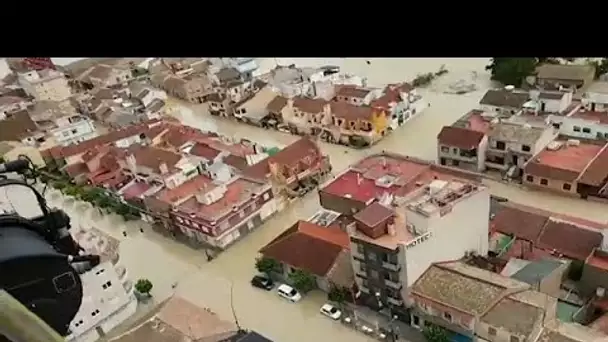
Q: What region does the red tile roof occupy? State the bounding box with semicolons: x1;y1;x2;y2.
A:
260;220;349;277
127;146;183;173
63;162;89;177
177;177;260;221
536;219;602;260
292;96;326;113
121;181;151;200
437;126;485;150
524;141;604;182
266;95;288;113
491;201;605;261
491;205;549;242
243;137;321;180
330;102;376;120
156;174;213;204
570;110;608;125
577;145;608;186
335;85;371;99
189;142;221;160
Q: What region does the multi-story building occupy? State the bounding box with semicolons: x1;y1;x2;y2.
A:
151;73;212;104
437;116;489;172
50;114;98;146
485;121;557;173
18;69;72;102
318;153;488;314
549;108;608;140
67;227;137;342
370;82;428;130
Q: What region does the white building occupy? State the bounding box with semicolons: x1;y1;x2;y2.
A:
582;81;608;112
50;115;98;146
549;109;608;140
17;69;72;102
66;227;137;342
347;176;489;308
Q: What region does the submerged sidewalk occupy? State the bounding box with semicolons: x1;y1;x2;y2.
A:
341;303;426;342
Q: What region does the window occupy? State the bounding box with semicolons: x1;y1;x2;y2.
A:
91;309;100;317
552;123;561;129
452;147;458;154
522;145;531;152
573;126;581;132
488;326;497;336
540;178;548;186
370;269;379;279
412;315;420;326
526;175;534;182
440;146;449;153
71;129;78;134
583;127;591;133
510;336;520;342
359;263;366;273
605;133;608;139
563;183;572;190
443;312;452;322
367;252;377;261
102;281;112;290
95;269;105;275
357;244;364;255
495;141;506;150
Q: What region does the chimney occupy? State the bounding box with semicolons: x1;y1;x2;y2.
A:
159;162;169;174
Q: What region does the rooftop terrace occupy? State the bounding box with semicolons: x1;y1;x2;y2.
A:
569;109;608;125
532;140;603;174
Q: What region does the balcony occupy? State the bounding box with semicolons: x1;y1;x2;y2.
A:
384;278;402;290
382;261;401;272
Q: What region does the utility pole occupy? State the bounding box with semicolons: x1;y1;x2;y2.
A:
230;282;244;333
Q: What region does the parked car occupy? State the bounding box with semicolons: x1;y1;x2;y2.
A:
277;284;301;302
320;303;342;320
250;274;274;291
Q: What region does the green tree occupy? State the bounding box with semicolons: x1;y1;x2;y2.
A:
134;278;153;295
81;187;105;203
328;284;350;305
51;180;68;190
288;269;316;293
586;58;608;79
422;323;450;342
485;58;538;86
255;257;282;276
537;57;561;65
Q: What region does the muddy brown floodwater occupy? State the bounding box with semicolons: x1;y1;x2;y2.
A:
29;58;608;342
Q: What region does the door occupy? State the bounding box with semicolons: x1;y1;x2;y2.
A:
512;155;519;166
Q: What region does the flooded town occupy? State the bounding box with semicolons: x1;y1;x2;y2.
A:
2;57;608;342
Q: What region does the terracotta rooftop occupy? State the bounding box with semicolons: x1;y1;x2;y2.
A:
491;201;605;261
452;110;492;133
480;296;543;338
266;95;288;113
177;177;261;221
127;145;183;174
156;174;213;204
243;137;321;180
569;109;608;124
121;181;151;200
330;102;376;120
292;96;326;113
412;261;525;315
524;140;604;182
578;145;608;186
437;126;485;150
189;142;221;160
260;220;349;277
353;202;394;229
335;85;371;99
0;109;37;141
321;153;482;204
370;87;402;110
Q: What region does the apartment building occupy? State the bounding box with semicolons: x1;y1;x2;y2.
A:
318;153;488;313
77;64;133;89
67;227;137;342
50;114;98;146
18;68;72;102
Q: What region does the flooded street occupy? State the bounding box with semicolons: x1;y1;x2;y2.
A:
23;58;608;341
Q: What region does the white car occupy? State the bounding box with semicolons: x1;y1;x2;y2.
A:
277;284;302;302
320;303;342;320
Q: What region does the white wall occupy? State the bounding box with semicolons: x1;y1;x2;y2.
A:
400;187;490;288
67;261;136;342
51;119;98;146
551;115;608;140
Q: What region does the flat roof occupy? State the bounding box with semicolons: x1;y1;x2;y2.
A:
533;141;603;174
569;110;608;125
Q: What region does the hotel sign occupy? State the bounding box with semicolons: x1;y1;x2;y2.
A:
405;232;432;250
